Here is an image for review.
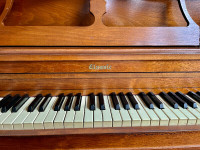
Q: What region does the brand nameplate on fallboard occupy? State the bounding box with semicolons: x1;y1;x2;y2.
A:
89;64;112;70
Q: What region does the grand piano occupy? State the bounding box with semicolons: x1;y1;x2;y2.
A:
0;0;200;149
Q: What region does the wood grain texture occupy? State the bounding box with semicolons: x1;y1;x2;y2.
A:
1;60;200;73
1;47;200;62
1;126;200;136
0;0;5;16
103;0;187;27
0;72;199;95
0;0;199;46
4;0;94;26
0;50;200;93
2;0;200;27
0;1;199;149
0;87;199;97
186;0;200;26
1;130;200;150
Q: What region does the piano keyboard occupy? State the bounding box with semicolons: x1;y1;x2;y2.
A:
0;91;200;130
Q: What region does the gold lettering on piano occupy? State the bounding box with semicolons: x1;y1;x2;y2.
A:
89;64;112;70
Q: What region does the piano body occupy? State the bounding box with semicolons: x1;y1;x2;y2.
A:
0;0;200;149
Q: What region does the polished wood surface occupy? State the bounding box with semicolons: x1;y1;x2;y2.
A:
1;73;200;92
4;0;94;26
1;60;200;73
0;0;199;46
1;131;200;150
0;0;199;149
1;126;200;136
2;0;200;27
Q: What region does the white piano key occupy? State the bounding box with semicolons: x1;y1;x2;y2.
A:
64;96;77;128
0;112;12;129
134;95;150;126
34;97;57;129
108;95;122;127
187;106;200;125
74;96;86;128
3;98;33;130
136;95;160;126
84;96;93;128
0;96;27;129
23;97;44;130
94;96;103;127
117;96;131;127
102;96;112;127
125;95;141;127
178;106;197;125
54;97;68;129
149;99;169;126
156;95;179;126
13;97;35;130
184;95;200;125
186;95;200;114
160;97;188;125
43;97;58;129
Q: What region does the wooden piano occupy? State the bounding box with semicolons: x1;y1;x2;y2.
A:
0;0;200;149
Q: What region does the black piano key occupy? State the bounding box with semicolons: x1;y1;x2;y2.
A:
89;93;95;111
139;92;154;109
28;94;43;112
0;94;12;108
147;92;164;109
39;94;52;112
160;92;178;109
12;94;30;112
98;93;105;110
119;92;130;110
1;95;17;112
168;92;187;109
126;92;139;110
188;91;200;103
2;94;21;113
196;91;200;97
176;92;197;108
64;93;73;111
74;93;82;111
54;93;65;111
110;92;120;110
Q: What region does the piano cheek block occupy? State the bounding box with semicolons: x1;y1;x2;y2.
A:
0;0;199;149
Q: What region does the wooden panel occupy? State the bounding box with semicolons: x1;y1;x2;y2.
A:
0;87;199;97
0;24;198;46
1;60;200;73
2;0;200;27
0;0;5;15
0;130;200;150
103;0;187;27
4;0;94;26
187;0;200;26
1;126;200;136
0;48;200;62
0;0;199;46
0;47;200;56
0;73;199;92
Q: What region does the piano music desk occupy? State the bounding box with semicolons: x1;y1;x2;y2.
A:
0;0;199;149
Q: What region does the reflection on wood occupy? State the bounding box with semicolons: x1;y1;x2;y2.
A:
4;0;94;26
103;0;187;27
